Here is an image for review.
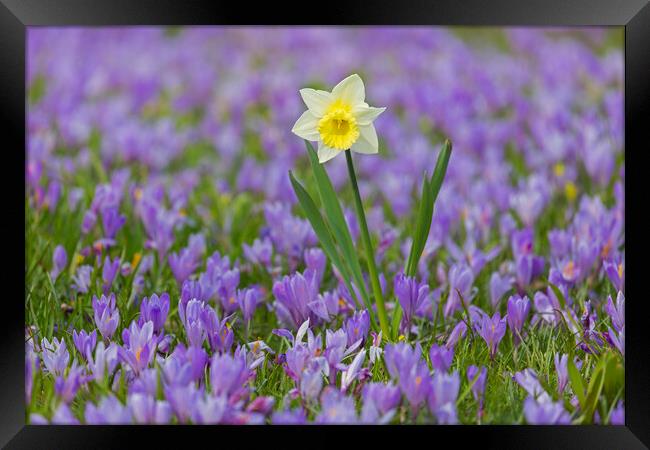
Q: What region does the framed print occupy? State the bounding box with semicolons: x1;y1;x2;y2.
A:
2;0;649;448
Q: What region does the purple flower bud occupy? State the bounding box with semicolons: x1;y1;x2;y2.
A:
477;312;507;359
429;344;454;372
506;294;531;344
524;397;571;424
344;310;370;347
139;293;170;333
92;293;120;340
72;329;97;361
102;255;121;291
51;245;68;279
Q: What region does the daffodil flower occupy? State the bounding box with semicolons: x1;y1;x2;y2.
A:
292;74;386;163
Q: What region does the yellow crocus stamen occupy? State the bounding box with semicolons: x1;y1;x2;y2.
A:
553;162;565;178
74;253;84;265
134;187;143;201
617;263;623;280
131;252;142;269
135;347;142;362
565;182;577;202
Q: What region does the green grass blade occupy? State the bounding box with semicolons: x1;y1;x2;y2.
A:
567;356;587;411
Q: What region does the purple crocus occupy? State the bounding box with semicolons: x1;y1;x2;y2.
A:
344;310;370;346
361;382;401;424
272;408;307;425
217;268;241;314
444;263;475;317
102;255;121;292
92;293;120;341
72;265;93;293
429;344;454;372
51;245;68;279
191;393;229;424
128;392;172;424
604;291;624;332
428;371;460;424
315;387;358;424
394;273;430;333
88;341;119;381
304;247;326;285
236;287;261;323
72;329;97;361
101;205;126;239
467;365;487;410
603;258;624;292
506;295;530;344
139;292;170;334
41;337;70;376
209;352;251;402
554;353;569;394
118;320;156;375
85;395;132;424
513;368;551;403
489;271;512;309
273;270;320;329
476;312;507;359
524;397;571;424
54;363;85;403
243;237;273;269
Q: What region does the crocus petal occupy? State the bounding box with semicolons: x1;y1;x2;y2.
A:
317;142;341;164
299;88;332;117
291;110;320;141
331;74;365;105
351;125;379;155
353;104;386;126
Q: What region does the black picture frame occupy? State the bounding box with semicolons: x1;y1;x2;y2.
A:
2;0;648;448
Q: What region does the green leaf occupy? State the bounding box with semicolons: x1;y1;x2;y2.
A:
289;170;378;330
304;142;374;316
583;360;607;423
567;356;586;411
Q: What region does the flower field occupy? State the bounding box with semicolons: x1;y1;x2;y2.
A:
25;27;624;425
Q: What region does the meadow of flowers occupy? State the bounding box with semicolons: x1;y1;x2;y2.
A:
25;27;625;425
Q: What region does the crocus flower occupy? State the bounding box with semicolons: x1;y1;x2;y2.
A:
191;393;229;424
210;352;251;402
429;344;454;372
273;270;320;329
344;309;370;346
51;245;68;279
118;320;156;375
92;293;120;341
513;368;551;403
128;392;172;424
524;397;571;425
88;341;119;381
236;287;261;323
361;382;401;424
165;383;200;423
85;395;132;424
316;387;358;423
304;247;326;284
444;263;475;317
341;349;367;392
292;73;386;163
72;329;97;361
394;273;430;333
139;292;170;334
428;371;460;424
506;294;530;344
603;258;624;292
272;408;307;425
604;291;624;332
72;265;93;293
41;337;70;376
476;312;507;359
102;255;120;292
55;362;85;403
467;365;487;408
243;237;273;269
101;205;126;239
50;403;79;425
554;353;569;394
489;271;512;308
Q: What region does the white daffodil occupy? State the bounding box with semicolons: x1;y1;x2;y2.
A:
292;74;386;164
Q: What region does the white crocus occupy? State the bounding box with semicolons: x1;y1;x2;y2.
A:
292;74;386;164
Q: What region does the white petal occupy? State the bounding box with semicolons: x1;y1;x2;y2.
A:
291;110;320;141
351;124;379;155
299;88;332;117
331;74;365;105
353;105;386;126
317;141;341;164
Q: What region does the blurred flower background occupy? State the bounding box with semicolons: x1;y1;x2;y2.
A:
25;27;624;425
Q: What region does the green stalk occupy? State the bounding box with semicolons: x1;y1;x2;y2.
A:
344;150;390;339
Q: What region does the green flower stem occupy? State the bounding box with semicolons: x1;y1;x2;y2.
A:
344;150;390;340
